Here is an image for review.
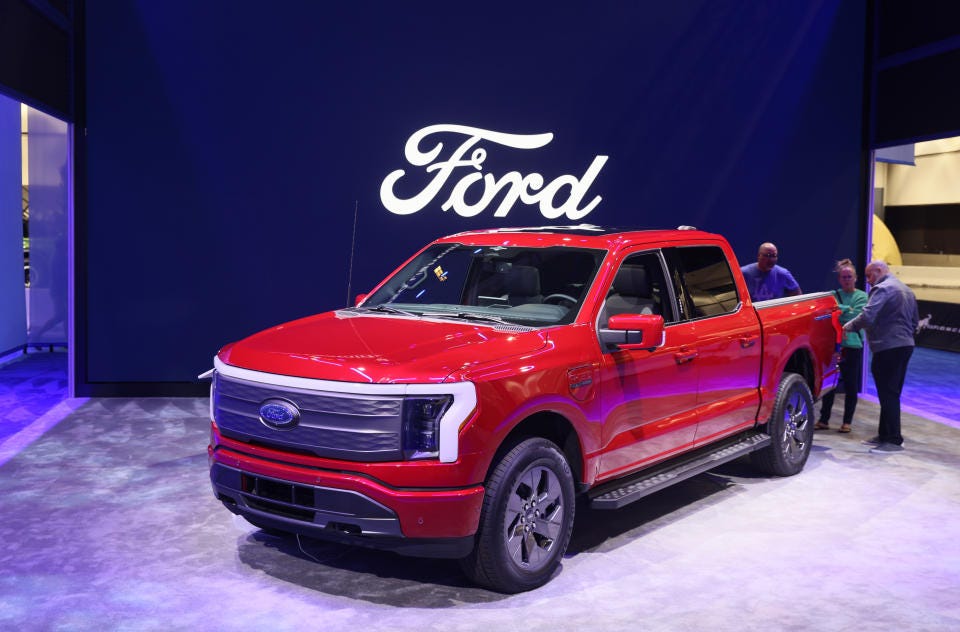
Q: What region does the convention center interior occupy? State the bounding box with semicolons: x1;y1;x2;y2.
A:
1;1;959;630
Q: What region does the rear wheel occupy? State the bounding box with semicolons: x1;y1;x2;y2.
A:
753;372;814;476
460;437;576;593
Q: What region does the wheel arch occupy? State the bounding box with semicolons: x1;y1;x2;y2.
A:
758;344;818;425
486;411;585;488
782;346;816;396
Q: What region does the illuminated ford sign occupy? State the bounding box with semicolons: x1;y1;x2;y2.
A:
258;399;300;430
380;124;608;220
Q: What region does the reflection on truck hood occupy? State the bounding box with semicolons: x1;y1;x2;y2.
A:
218;310;549;384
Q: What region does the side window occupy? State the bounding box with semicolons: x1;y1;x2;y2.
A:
599;251;675;327
671;246;741;318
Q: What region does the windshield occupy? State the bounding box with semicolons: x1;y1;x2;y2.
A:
361;243;606;327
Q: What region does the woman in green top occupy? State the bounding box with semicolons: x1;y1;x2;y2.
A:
816;259;868;433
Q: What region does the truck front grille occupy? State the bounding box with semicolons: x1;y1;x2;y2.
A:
213;372;404;461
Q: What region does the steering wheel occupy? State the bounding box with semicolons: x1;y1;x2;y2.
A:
543;293;578;308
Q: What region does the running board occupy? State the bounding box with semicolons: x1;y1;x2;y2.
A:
589;432;771;510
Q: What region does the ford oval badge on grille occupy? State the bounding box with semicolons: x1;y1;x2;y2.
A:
258;399;300;430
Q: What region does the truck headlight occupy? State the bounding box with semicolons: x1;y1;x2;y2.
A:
402;396;453;459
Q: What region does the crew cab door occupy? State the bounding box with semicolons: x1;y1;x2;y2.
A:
664;245;763;445
595;249;699;481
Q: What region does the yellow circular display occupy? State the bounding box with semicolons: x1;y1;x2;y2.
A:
871;214;902;265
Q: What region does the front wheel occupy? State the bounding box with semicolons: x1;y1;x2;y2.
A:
752;372;814;476
460;437;576;593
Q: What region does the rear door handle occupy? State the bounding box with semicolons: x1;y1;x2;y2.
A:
739;336;758;348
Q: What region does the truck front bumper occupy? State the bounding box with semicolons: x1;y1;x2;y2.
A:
209;446;485;558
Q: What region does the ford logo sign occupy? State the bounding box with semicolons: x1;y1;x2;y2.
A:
258;399;300;430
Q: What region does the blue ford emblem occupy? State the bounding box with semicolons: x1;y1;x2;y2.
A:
258;399;300;430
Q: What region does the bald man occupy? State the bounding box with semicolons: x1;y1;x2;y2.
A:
740;242;801;302
844;260;919;453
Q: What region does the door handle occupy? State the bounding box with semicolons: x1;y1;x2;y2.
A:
674;349;698;364
739;336;758;348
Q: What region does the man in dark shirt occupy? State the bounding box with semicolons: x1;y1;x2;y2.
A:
844;260;919;453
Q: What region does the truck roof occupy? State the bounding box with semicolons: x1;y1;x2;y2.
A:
434;224;721;249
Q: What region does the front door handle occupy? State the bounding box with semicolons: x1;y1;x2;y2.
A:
674;349;698;365
739;335;759;348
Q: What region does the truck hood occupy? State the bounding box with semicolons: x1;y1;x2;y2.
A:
218;310;548;384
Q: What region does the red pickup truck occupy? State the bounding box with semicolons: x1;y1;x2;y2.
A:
207;226;839;593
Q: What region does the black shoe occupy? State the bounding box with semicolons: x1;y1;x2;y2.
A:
861;435;882;446
870;442;905;454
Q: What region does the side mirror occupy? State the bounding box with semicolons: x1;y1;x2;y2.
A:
355;293;368;306
601;313;665;351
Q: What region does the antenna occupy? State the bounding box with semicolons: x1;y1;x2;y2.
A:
346;200;359;306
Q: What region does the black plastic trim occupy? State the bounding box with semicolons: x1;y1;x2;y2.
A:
211;463;474;558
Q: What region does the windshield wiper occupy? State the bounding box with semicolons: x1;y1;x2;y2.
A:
359;304;418;317
421;311;511;325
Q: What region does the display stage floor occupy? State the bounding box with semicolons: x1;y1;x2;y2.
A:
1;354;959;631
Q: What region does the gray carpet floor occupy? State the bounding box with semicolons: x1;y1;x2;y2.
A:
1;360;959;630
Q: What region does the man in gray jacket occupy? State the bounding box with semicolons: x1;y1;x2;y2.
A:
843;260;919;453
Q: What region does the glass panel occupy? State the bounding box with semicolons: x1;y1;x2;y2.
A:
25;107;68;345
363;244;605;327
0;95;27;355
600;251;674;327
674;246;740;318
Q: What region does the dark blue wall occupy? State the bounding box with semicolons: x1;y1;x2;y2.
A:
80;0;868;392
0;0;72;120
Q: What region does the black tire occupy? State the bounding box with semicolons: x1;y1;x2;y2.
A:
459;437;576;593
753;372;815;476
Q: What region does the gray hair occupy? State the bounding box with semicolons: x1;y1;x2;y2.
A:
866;260;890;274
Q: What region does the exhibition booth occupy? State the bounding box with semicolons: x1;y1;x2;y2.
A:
0;1;959;629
